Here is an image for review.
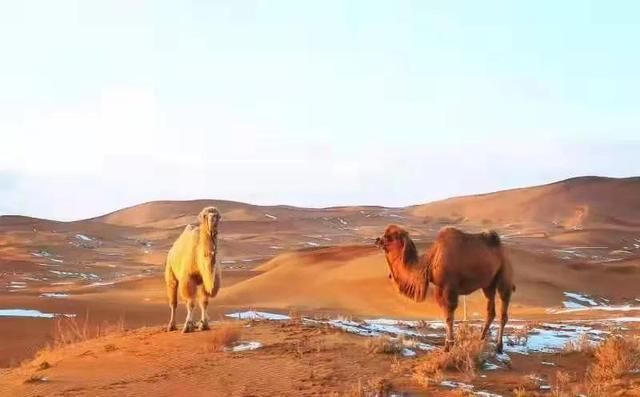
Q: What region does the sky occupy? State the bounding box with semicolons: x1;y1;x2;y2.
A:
1;1;639;221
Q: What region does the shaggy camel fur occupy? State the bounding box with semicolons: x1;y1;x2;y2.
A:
376;225;515;353
165;207;222;333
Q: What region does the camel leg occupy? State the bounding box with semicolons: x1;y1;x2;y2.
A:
442;287;458;352
165;273;178;332
496;286;512;353
480;286;497;341
197;285;210;331
180;277;197;333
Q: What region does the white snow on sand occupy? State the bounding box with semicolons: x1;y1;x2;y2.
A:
40;293;70;298
554;305;640;314
505;323;607;354
0;309;75;318
226;311;291;321
264;214;277;220
440;380;473;390
229;341;263;352
563;292;599;307
474;392;502;397
401;348;416;357
75;234;93;241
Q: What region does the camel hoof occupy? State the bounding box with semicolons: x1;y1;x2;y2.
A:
182;322;195;333
166;324;177;332
198;321;210;331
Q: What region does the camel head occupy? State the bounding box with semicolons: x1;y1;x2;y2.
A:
198;206;221;295
198;206;222;237
375;224;419;265
375;225;427;302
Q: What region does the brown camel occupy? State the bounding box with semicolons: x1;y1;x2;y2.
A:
165;207;222;333
375;224;515;353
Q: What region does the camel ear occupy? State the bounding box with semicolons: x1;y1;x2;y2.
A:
402;232;419;264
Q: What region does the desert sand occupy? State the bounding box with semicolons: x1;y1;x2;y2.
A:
1;176;640;396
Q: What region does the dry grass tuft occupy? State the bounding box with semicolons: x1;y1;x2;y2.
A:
366;336;403;355
562;333;594;355
207;322;242;352
287;308;303;327
506;323;535;348
587;335;640;386
412;324;487;384
336;377;392;397
53;313;125;346
550;370;573;397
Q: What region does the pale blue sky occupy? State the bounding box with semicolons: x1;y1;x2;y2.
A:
1;1;639;220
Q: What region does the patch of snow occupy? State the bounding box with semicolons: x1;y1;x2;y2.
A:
229;341;263;352
221;260;236;264
338;218;348;225
269;246;283;249
264;214;277;220
440;380;474;390
483;362;501;371
496;352;511;364
555;305;640;314
90;281;115;287
48;258;64;263
328;319;381;337
475;392;502;397
402;339;435;351
598;317;640;323
401;348;416;357
541;361;556;366
363;319;422;337
563;292;599;306
40;293;69;298
540;385;551;390
48;270;99;280
504;323;607;354
75;234;93;241
304;241;320;247
226;311;290;321
0;309;75;318
563;301;587;309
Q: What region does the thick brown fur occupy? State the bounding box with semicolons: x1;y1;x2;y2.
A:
165;207;222;333
376;225;515;353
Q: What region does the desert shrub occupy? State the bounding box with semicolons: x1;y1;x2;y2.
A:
207;322;242;352
587;335;640;385
412;324;487;384
366;336;403;355
563;333;594;355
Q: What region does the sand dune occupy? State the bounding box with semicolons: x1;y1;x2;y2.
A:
411;176;640;229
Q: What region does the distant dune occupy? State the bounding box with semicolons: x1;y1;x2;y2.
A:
410;176;640;229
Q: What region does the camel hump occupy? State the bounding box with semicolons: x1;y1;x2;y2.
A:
483;230;501;247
